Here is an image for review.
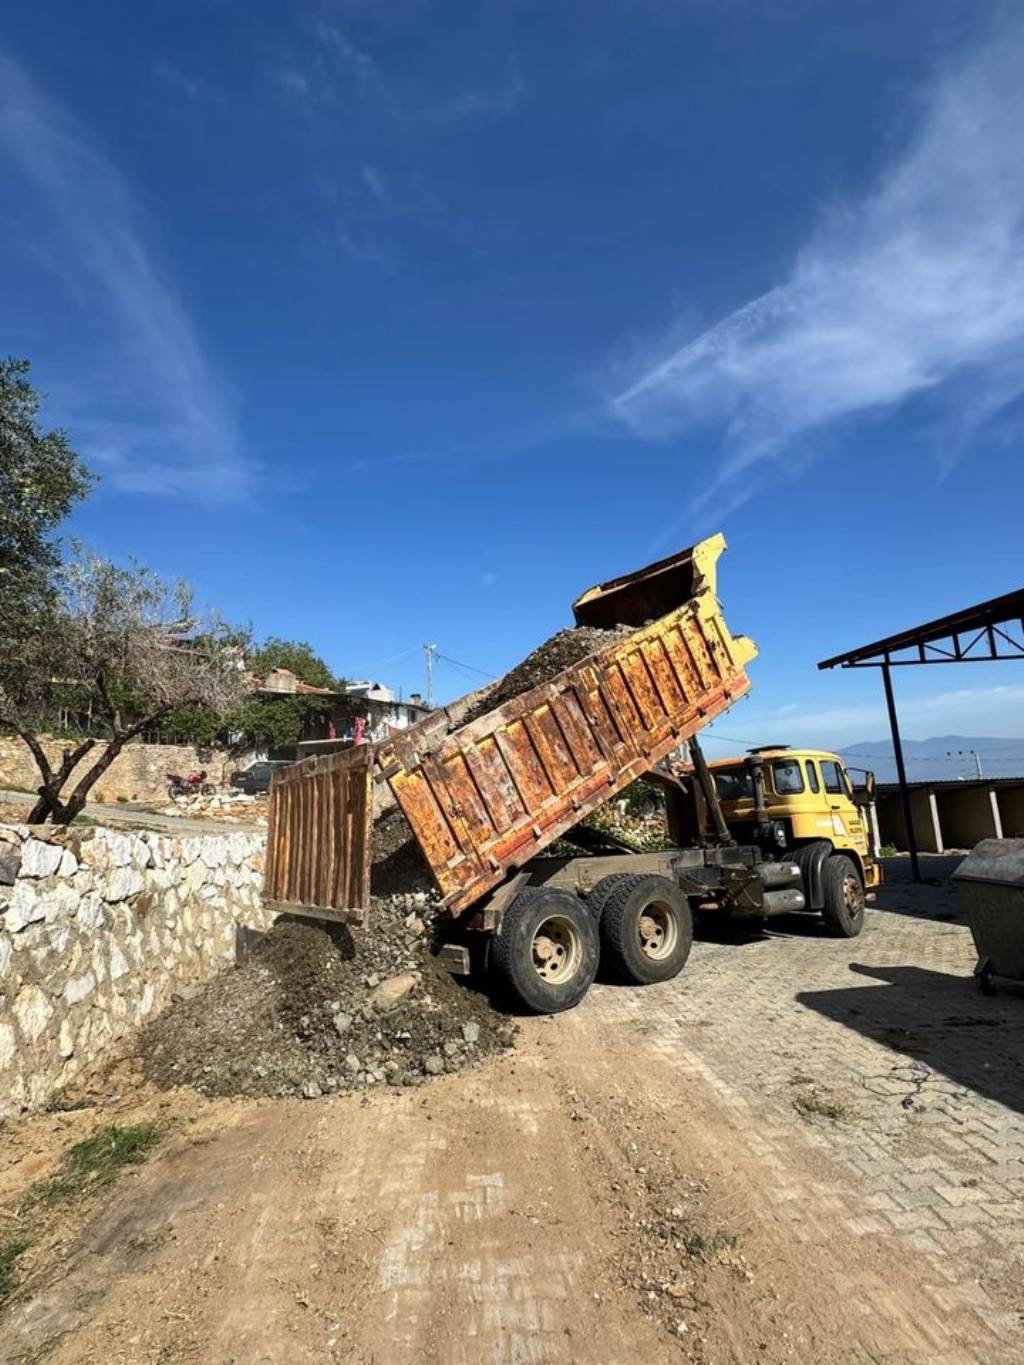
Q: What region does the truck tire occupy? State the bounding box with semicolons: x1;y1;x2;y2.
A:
585;873;636;923
599;874;693;985
491;887;599;1014
820;854;865;938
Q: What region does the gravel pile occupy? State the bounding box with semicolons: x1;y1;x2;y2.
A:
461;624;634;726
370;808;434;897
139;900;515;1100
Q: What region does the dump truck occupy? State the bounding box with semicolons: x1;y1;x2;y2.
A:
263;533;877;1013
704;746;881;935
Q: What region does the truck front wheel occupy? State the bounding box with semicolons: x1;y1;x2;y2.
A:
599;874;693;984
821;855;865;938
491;888;599;1013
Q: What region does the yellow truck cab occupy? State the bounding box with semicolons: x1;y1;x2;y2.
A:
705;746;882;937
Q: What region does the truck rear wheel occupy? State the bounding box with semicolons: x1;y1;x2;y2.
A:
599;874;693;984
584;872;635;922
491;887;599;1013
821;854;865;938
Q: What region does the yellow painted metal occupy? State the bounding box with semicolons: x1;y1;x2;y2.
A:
266;533;758;919
379;534;757;915
709;746;880;884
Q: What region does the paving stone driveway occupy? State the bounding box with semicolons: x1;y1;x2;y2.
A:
579;855;1024;1364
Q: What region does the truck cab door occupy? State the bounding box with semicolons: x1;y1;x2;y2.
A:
821;760;865;849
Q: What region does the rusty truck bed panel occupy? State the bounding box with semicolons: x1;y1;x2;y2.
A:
377;583;755;914
264;533;756;920
263;745;373;924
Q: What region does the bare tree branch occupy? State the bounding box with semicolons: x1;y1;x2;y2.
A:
2;549;247;822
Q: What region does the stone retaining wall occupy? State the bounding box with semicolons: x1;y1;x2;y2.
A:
0;823;271;1115
0;735;252;806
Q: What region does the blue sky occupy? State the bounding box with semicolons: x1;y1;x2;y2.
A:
2;1;1023;753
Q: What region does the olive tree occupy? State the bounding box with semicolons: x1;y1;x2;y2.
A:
0;356;92;637
0;552;247;823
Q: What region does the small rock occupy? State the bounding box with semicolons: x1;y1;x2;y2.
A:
423;1055;445;1076
442;1041;461;1058
0;844;22;885
368;972;420;1014
302;1081;323;1100
20;838;64;879
332;1011;353;1035
365;973;381;989
665;1282;689;1300
461;1021;481;1045
344;1054;362;1074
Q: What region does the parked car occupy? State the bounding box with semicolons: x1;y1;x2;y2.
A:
229;760;292;795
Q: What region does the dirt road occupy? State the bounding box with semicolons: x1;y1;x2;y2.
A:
3;858;1023;1363
0;790;262;837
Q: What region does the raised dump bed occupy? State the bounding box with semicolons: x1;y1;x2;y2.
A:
264;533;756;927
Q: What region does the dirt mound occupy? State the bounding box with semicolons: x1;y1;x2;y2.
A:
370;807;434;897
461;624;633;726
139;907;515;1100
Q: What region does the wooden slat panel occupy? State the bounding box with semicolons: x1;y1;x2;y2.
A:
263;747;373;916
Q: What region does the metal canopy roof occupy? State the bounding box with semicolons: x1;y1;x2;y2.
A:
818;587;1024;670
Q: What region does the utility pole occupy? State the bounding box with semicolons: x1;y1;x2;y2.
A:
949;748;983;779
424;643;437;708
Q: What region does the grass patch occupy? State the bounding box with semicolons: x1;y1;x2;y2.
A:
793;1089;850;1122
879;844;898;858
0;1236;30;1301
34;1124;161;1204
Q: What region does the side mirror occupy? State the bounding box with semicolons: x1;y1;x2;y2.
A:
851;771;875;803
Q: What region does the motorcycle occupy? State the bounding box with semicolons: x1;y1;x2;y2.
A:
166;770;215;800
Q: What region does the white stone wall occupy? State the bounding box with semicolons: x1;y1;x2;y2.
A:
0;823;271;1115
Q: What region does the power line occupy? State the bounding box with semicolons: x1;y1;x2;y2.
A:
436;652;497;680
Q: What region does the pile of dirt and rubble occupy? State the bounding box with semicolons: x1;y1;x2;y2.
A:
370;807;434;897
138;901;514;1100
157;791;267;824
461;623;634;726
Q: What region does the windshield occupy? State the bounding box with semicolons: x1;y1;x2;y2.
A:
713;766;753;801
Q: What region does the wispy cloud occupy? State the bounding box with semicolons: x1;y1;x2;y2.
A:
420;56;526;125
0;48;248;498
612;20;1024;502
336;225;386;265
154;61;201;101
361;164;388;203
277;18;525;130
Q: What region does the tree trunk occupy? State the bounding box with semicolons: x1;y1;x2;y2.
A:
25;737;96;824
55;707;177;822
18;709;175;823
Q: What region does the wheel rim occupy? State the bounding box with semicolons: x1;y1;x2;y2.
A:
531;915;583;985
843;874;864;918
637;901;678;961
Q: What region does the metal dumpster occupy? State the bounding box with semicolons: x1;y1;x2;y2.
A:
952;838;1024;992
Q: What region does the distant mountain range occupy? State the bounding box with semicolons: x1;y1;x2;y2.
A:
838;735;1024;784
